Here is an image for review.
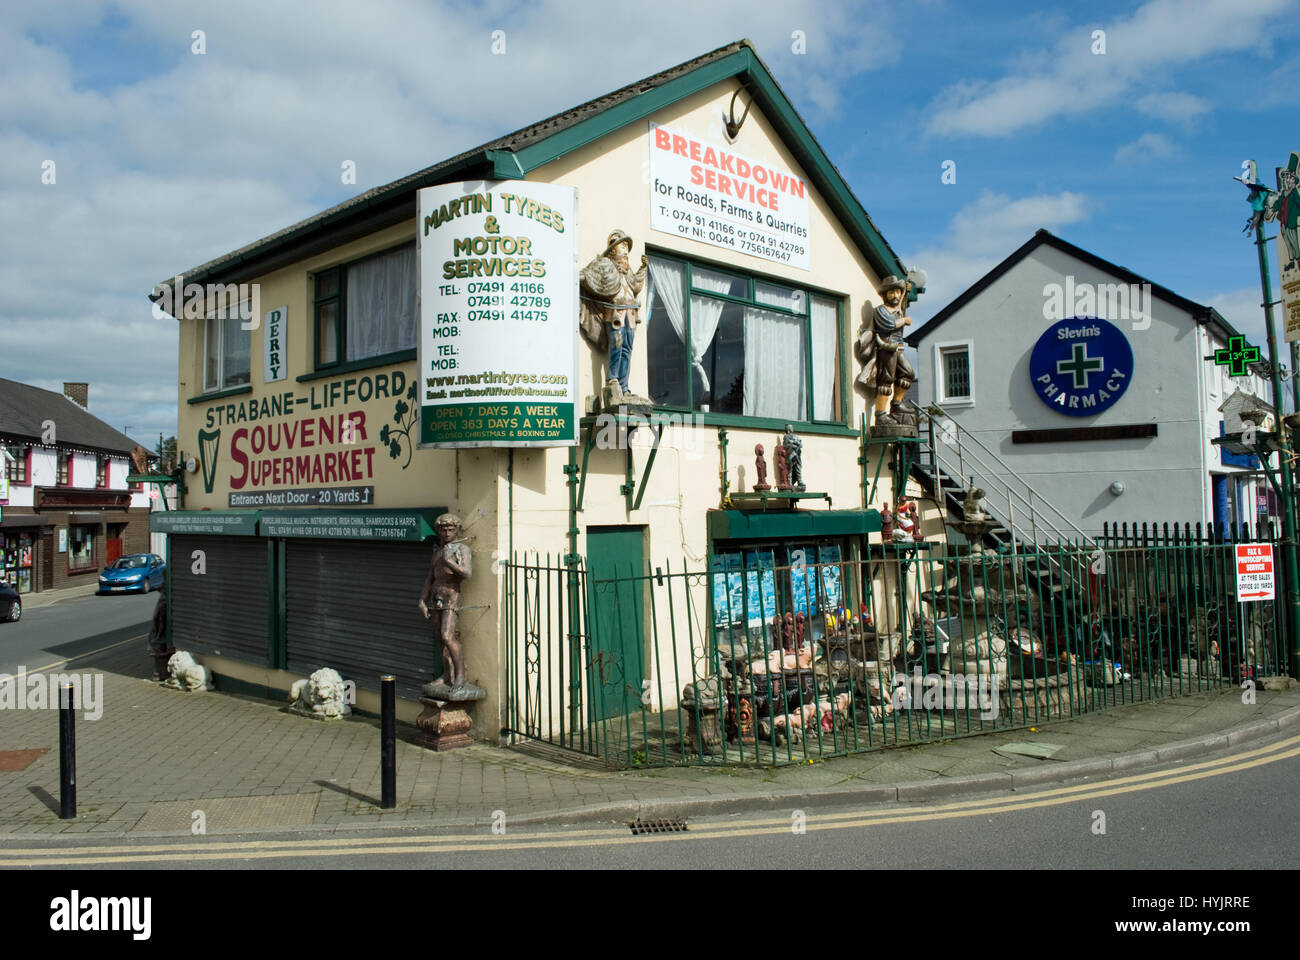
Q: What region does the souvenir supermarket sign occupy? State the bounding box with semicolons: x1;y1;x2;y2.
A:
416;180;579;448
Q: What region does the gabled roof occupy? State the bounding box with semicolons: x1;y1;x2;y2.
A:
907;229;1267;377
0;379;145;454
152;40;908;301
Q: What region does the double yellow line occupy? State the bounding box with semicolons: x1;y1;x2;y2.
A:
3;732;1297;866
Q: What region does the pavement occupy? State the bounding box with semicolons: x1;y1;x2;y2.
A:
1;632;1297;839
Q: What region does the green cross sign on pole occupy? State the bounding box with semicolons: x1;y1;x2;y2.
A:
1056;343;1105;387
1212;335;1262;377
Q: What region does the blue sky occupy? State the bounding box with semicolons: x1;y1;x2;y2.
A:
0;0;1297;442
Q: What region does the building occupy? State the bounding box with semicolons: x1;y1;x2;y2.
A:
907;229;1276;538
152;41;922;733
0;379;153;594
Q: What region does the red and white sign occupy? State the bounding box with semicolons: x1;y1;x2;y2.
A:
1236;543;1275;602
649;122;810;269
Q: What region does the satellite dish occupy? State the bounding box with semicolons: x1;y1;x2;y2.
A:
185;457;198;473
907;266;928;289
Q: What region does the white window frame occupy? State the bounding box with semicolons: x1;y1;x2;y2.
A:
933;339;975;407
203;296;252;392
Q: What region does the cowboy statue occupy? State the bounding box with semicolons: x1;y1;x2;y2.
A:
579;229;650;408
856;274;916;428
1266;152;1300;273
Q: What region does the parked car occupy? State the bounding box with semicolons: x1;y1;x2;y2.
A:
0;579;19;622
97;554;167;595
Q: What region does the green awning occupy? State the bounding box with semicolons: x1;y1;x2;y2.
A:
708;508;881;542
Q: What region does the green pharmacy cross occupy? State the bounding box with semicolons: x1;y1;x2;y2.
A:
1057;343;1105;388
1212;335;1262;378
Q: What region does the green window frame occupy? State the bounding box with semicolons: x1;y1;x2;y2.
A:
312;241;417;374
645;249;846;427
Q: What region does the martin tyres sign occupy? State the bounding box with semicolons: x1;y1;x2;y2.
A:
1236;543;1275;602
1029;317;1134;417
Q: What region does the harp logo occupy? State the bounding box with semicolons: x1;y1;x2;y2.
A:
198;428;221;494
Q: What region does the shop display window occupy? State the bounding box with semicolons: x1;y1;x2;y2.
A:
1;532;35;594
646;252;842;424
68;525;95;572
710;540;849;651
313;241;417;370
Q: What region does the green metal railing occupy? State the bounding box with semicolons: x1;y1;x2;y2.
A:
502;527;1291;768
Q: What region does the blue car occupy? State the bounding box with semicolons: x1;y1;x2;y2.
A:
98;554;167;594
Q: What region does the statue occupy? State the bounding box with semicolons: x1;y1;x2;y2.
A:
1265;152;1300;272
783;424;805;491
129;445;151;477
579;229;650;408
289;668;352;720
774;442;790;491
163;651;213;692
419;513;473;692
753;444;770;491
147;584;173;681
794;611;807;648
962;485;987;522
857;275;916;428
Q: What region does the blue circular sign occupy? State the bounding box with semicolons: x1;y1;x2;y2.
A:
1029;317;1134;417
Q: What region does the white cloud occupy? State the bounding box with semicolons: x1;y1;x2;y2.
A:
1205;285;1270;353
1114;132;1177;164
925;0;1293;138
905;190;1092;326
1135;91;1210;124
0;0;887;444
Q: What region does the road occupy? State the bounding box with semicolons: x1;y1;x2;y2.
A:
0;592;154;677
3;731;1298;870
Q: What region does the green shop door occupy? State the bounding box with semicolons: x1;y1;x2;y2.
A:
585;527;645;722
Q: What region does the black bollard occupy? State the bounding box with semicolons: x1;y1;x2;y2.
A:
380;675;396;809
58;682;76;820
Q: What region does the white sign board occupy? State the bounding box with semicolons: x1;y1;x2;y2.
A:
649;122;810;270
264;306;288;382
1236;543;1275;602
0;477;8;501
417;180;578;447
58;528;67;553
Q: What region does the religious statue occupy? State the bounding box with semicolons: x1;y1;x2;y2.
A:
418;513;473;691
783;424;805;492
781;612;796;652
579;229;650;408
856;275;916;428
794;611;807;649
753;444;770;491
774;442;790;491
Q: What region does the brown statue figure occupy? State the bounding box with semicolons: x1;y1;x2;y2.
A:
578;229;649;407
774;442;790;491
781;612;796;652
794;611;807;649
753;444;770;491
857;275;916;427
419;513;473;690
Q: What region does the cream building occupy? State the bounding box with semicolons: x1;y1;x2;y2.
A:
153;41;925;741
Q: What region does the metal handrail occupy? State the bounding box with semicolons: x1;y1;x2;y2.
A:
920;404;1096;547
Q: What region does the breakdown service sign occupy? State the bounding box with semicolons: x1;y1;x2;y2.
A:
1236;543;1275;602
416;180;579;447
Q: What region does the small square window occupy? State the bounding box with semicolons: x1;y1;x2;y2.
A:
937;343;973;403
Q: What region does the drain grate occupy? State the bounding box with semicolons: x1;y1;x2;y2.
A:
628;817;688;835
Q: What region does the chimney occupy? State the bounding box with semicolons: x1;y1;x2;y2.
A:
63;382;88;409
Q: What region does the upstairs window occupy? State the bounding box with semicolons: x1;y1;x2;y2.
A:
203;293;252;392
3;446;29;484
644;254;842;424
96;455;109;488
57;452;73;486
313;242;417;370
935;341;974;405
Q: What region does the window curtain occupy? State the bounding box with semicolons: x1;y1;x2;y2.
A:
742;306;806;420
810;295;838;420
346;245;417;360
649;258;731;394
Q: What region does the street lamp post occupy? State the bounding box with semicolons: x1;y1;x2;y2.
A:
1242;162;1300;679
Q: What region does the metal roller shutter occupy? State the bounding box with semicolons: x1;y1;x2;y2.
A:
170;534;270;665
285;540;437;699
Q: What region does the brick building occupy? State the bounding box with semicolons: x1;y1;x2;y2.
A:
0;379;153;594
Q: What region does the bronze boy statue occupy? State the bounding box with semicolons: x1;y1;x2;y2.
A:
857;275;915;426
419;513;472;690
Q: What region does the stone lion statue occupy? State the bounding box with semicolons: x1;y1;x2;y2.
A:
163;651;213;692
289;667;352;719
